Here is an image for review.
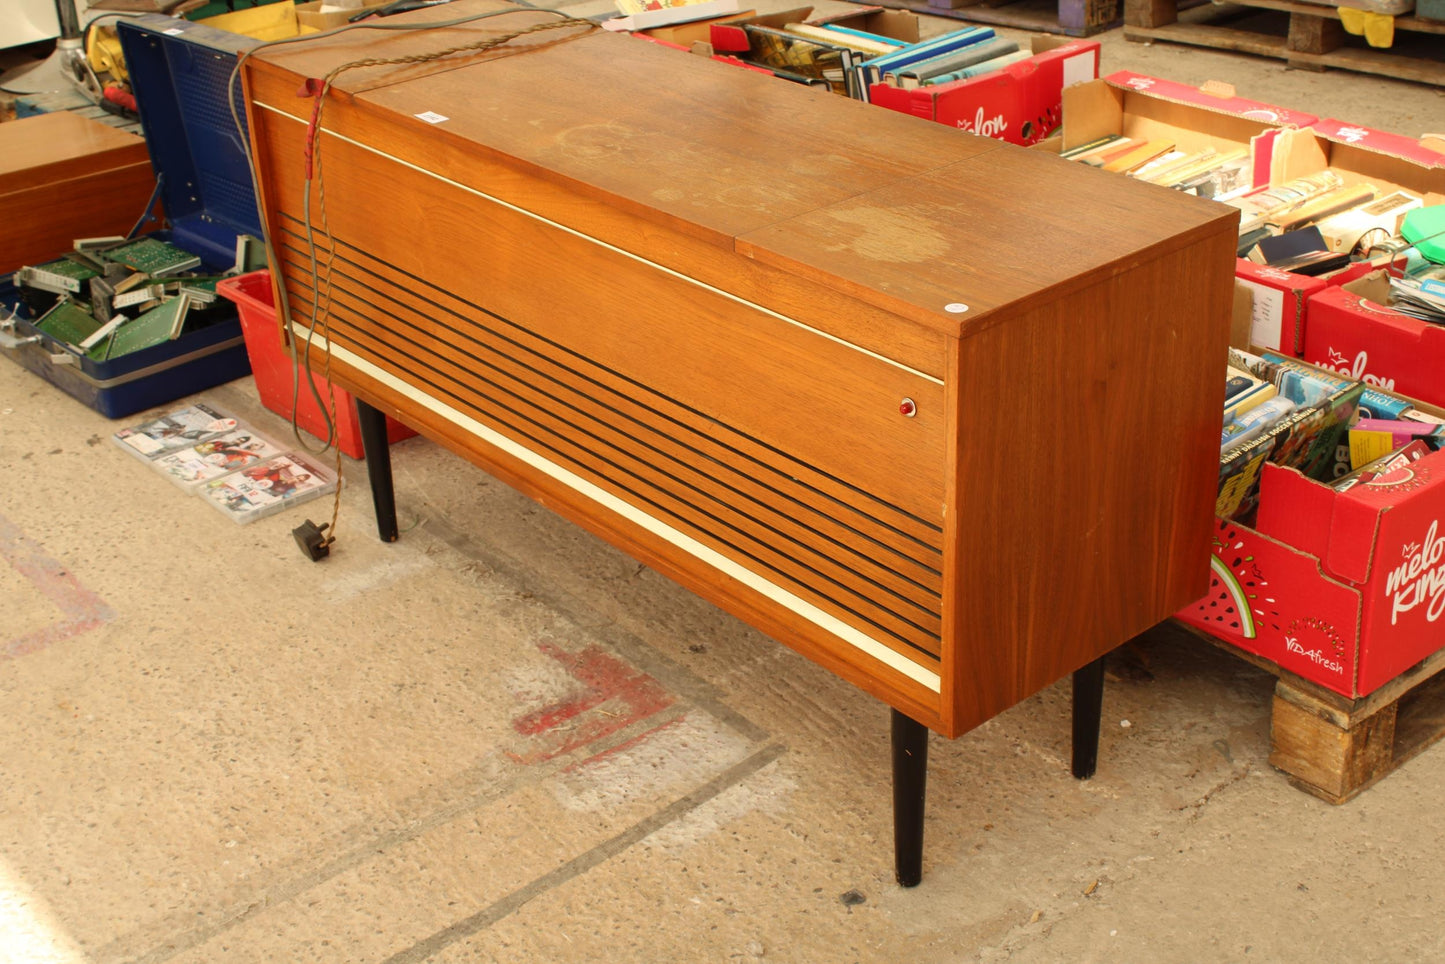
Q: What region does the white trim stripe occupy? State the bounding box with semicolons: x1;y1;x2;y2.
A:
307;330;943;693
253;100;945;387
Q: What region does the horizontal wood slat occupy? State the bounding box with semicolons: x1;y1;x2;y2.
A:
254;118;950;521
276;224;945;659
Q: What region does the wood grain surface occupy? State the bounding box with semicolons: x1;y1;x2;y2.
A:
0;112;149;194
244;0;1239;735
0;114;154;272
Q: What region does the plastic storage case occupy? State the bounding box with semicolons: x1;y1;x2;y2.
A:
0;16;257;418
217;270;416;459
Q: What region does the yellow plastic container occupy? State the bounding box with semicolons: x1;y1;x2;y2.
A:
199;1;301;41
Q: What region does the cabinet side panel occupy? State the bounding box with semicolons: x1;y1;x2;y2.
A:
941;228;1237;734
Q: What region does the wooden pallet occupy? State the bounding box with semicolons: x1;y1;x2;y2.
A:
1176;622;1445;804
852;0;1122;37
1124;0;1445;86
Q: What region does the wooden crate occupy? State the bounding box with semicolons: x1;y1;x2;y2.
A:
1179;623;1445;803
1124;0;1445;86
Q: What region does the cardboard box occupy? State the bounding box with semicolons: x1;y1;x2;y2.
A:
1177;347;1445;697
1234;258;1327;356
604;0;741;33
629;31;779;77
1231;123;1445;357
1169;106;1445;698
200;1;299;40
640;9;757;46
807;5;919;44
1060;72;1317;179
296;0;392;33
1179;444;1445;698
198;0;391;38
1264;120;1445;210
869;36;1100;146
0;112;155;274
1303;272;1445;405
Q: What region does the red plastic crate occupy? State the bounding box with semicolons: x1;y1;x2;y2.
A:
217;270;414;459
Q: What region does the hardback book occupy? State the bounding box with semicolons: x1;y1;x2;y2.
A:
1223;368;1276;421
890;38;1019;89
859;25;993;86
923;50;1032;86
785;22;898;56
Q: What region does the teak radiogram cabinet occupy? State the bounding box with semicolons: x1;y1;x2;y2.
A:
237;0;1239;881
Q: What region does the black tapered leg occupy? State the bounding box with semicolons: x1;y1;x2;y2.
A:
1071;655;1106;780
356;398;399;543
891;708;929;887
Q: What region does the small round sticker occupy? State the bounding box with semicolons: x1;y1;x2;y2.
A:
944;303;969;314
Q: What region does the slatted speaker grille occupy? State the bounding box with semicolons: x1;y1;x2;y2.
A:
276;217;945;662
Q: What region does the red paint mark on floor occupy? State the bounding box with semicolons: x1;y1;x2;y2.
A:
562;715;687;774
508;640;674;765
1;512;115;659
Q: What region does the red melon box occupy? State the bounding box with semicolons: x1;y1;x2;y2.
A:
1304;273;1445;409
1235;259;1327;357
1178;447;1445;698
868;36;1101;146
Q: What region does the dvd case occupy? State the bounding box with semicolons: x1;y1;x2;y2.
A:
153;427;285;491
201;453;337;524
112;403;238;460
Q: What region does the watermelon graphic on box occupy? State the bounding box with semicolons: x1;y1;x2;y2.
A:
1179;516;1360;693
1180;447;1445;698
1189;518;1280;640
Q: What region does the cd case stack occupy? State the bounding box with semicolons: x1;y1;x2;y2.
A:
114;403;338;524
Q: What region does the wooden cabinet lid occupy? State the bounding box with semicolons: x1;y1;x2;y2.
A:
737;147;1239;329
249;3;996;246
0;112;150;195
249;0;1238;330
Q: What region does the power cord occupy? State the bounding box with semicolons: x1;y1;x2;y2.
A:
224;6;598;560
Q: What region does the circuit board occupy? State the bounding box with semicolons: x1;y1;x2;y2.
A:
102;238;202;276
177;278;221;305
38;257;101;283
35;300;102;346
16;258;101;295
89;295;190;361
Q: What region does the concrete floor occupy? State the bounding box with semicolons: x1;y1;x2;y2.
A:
4;4;1445;962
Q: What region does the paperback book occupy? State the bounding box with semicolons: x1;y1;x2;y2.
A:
1216;368;1364;522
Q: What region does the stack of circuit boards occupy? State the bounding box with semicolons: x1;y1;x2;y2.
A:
10;237;227;363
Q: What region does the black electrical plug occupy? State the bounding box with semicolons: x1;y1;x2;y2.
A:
293;520;333;561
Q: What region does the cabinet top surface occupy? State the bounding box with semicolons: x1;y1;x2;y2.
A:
247;0;1238;327
0;112;148;190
